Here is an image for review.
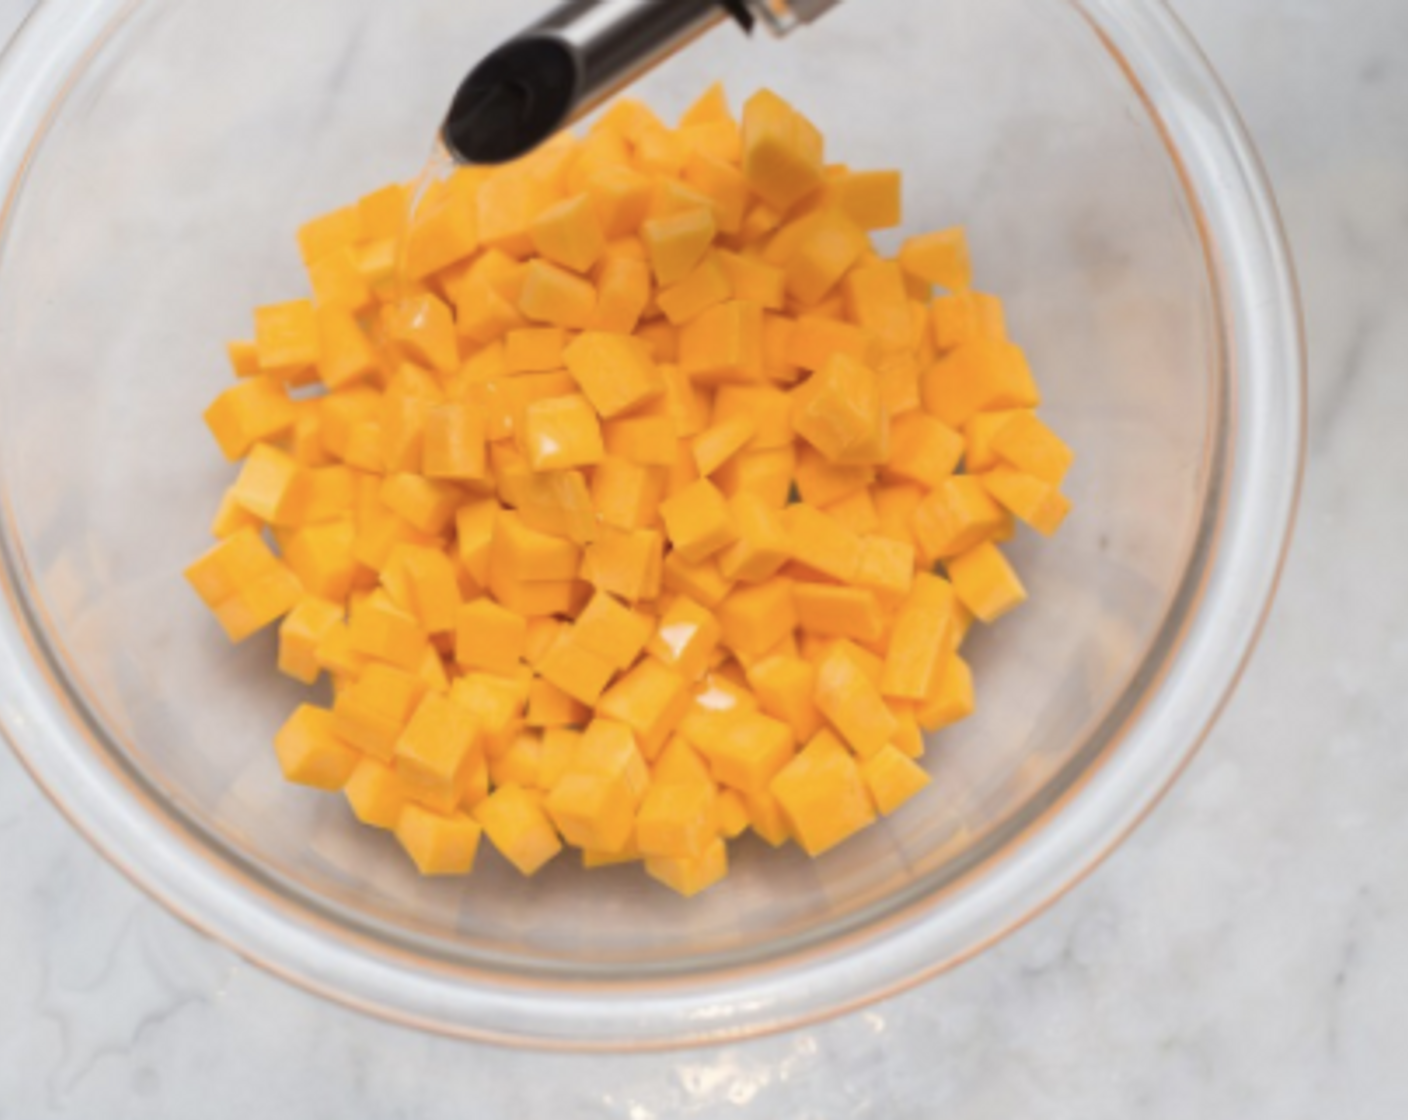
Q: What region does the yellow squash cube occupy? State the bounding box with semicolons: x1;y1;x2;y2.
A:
770;731;875;857
273;705;360;791
862;745;931;816
394;804;483;876
474;785;564;876
815;641;897;759
946;541;1027;623
636;783;717;859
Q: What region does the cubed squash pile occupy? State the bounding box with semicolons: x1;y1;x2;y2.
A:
186;84;1073;895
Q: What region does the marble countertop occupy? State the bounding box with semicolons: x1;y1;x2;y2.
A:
2;0;1404;1115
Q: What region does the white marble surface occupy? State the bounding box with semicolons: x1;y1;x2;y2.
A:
1;0;1404;1115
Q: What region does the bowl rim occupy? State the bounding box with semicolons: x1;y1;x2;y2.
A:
0;0;1305;1050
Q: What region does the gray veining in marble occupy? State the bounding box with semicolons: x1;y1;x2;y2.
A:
3;0;1407;1116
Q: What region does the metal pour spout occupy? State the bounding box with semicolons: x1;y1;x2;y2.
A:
441;0;842;165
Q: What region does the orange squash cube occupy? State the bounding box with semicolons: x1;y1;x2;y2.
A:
647;595;721;682
587;254;652;334
980;468;1072;536
881;573;956;701
815;641;897;759
573;719;651;800
584;165;655;238
636;783;717;859
503;327;568;373
455;598;528;676
854;534;917;604
273;705;360;791
782;504;863;583
741;89;825;211
661;553;735;609
715;250;786;311
394;804;483;875
770;730;876;856
545;773;636;853
602;416;677;467
717;578;797;661
347;593;430;671
652;737;716;787
657;253;733;325
297;205;361;266
791;352;890;466
991;412;1075;484
704;712;795;795
899;227;972;291
645;836;728;897
786;315;878;373
921;338;1040;429
717;493;790;583
861;745;931;815
659;479;736;564
344;757;408;829
520;394;605;471
278;597;343;684
580;525;663;603
231;443;305;526
204;376;297;461
474;784;563;876
917;653;975;732
525;678;591;729
830;169;903;231
530;192;607;274
538;628;618;707
570;590;655;670
384;293;458;375
423;400;488;483
518;260;597;330
332;663;427;761
746;655;823;744
909;476;1007;562
885;412;965;489
679;300;764;384
255;299;320;377
793;583;884;643
642;206;716;287
316;306;379;389
563;332;665;418
946;541;1027;623
394;692;483;800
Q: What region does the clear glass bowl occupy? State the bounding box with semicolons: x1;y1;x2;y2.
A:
0;0;1303;1049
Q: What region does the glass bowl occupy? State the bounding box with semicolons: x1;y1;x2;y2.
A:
0;0;1303;1049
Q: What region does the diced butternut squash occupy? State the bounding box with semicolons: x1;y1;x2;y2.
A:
946;541;1027;623
815;641;897;759
642;207;717;287
861;745;931;815
645;837;728;898
991;412;1076;484
273;705;360;791
790;353;890;466
909;476;1007;562
191;81;1073;894
333;664;427;761
563;332;664;418
899;228;972;291
921;338;1039;428
980;467;1072;536
647;595;721;682
395;804;483;875
741;90;825;211
770;731;875;856
519;260;597;329
530;193;607;274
